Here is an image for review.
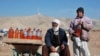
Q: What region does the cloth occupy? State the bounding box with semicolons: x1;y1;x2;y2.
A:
45;28;68;47
69;16;93;41
73;37;90;56
75;37;81;47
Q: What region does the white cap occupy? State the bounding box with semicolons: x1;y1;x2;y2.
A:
52;19;60;25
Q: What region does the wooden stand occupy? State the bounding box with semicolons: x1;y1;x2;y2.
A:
2;38;43;56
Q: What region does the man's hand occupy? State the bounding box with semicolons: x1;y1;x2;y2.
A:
50;46;56;52
61;44;65;50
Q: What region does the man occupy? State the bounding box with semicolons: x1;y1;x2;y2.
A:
69;7;93;56
42;19;70;56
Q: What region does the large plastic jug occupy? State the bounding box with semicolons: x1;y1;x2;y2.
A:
49;52;59;56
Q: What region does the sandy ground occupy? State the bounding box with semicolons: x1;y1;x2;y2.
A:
89;31;100;56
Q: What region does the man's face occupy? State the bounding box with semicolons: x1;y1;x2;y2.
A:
77;11;83;18
52;22;58;27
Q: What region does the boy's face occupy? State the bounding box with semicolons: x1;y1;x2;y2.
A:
77;11;83;18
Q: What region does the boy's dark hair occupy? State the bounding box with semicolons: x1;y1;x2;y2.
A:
76;7;84;14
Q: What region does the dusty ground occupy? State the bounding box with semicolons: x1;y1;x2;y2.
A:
89;31;100;56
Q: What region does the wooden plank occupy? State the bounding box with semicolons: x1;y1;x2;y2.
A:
2;38;43;45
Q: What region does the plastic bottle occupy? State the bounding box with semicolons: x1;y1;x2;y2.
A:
75;28;81;37
27;27;31;39
14;28;19;39
8;27;14;38
20;29;24;39
24;28;27;39
36;29;42;40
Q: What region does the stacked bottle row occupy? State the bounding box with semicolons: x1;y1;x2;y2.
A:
8;27;42;40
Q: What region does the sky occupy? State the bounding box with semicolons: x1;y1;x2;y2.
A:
0;0;100;19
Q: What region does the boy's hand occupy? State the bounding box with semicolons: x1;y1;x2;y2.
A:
79;20;83;25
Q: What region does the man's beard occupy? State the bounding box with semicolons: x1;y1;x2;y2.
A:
52;26;59;31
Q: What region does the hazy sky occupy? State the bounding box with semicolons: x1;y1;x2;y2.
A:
0;0;100;19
